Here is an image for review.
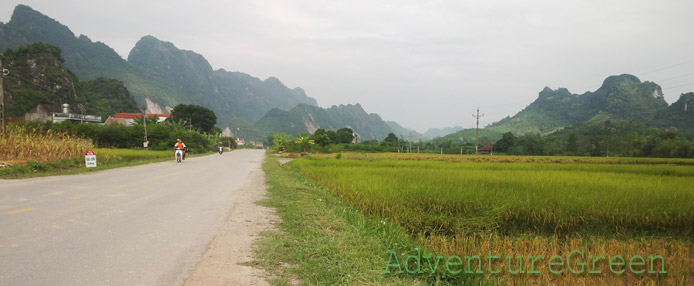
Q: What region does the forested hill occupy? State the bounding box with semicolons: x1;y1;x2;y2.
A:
486;74;688;135
251;103;397;141
0;4;317;126
2;43;139;119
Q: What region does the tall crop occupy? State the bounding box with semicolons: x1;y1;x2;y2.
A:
0;124;93;162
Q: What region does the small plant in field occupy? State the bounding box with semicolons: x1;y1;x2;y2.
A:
295;133;315;153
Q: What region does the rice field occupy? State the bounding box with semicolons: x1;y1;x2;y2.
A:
290;153;694;284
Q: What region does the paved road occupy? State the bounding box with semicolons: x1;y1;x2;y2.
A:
0;149;265;286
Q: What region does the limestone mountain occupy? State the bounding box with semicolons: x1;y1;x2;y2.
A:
487;74;670;135
0;4;317;126
2;43;139;119
251;103;397;141
385;121;423;140
423;126;465;139
661;92;694;130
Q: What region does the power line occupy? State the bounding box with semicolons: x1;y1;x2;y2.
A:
638;59;694;77
650;72;694;83
663;82;694;90
573;61;694;94
6;73;62;94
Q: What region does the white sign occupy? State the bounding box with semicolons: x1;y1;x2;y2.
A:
85;150;97;168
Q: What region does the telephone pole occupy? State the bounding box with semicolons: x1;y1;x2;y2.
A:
408;131;413;153
0;54;6;134
142;104;149;150
472;107;484;154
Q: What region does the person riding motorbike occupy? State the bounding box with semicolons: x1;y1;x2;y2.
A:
174;139;187;160
218;142;224;154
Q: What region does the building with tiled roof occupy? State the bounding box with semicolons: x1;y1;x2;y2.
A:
104;113;171;126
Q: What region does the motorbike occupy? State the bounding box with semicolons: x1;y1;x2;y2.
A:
219;146;224;155
175;148;184;163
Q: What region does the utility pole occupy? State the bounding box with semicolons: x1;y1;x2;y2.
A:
408;131;413;153
0;54;6;134
472;107;484;154
142;104;149;150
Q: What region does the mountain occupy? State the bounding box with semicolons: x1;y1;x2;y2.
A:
385;121;423;140
2;43;139;118
486;74;670;135
0;5;317;126
423;126;465;139
439;128;504;145
252;103;396;141
127;36;317;123
661;92;694;130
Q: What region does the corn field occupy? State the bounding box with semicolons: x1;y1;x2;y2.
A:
291;153;694;284
0;124;94;162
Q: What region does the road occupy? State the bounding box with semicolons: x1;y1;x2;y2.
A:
0;149;265;286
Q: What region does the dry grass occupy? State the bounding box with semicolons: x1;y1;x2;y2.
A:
313;152;694;165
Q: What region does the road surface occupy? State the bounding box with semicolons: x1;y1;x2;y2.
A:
0;149;265;286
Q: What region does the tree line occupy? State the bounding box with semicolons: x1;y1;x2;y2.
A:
271;120;694;158
12;104;232;153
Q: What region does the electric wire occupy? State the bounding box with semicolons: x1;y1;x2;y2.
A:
637;59;694;77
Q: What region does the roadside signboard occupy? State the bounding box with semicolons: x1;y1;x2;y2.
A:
85;150;97;168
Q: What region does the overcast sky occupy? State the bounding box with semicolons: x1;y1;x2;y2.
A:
2;0;693;132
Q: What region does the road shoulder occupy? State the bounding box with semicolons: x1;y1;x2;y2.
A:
183;166;277;286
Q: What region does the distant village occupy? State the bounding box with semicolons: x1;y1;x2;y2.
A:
20;103;264;149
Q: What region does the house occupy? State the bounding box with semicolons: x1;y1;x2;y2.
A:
24;103;101;123
24;104;61;121
478;145;493;154
104;113;171;126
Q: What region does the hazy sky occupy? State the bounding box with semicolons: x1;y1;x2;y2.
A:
2;0;693;132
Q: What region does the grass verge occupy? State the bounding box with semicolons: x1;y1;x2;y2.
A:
0;148;210;179
253;155;486;285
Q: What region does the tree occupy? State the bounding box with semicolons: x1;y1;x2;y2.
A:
272;132;291;151
336;128;354;144
169;104;217;134
295;133;315;152
494;132;516;152
326;130;339;144
383;133;399;147
312;128;332;148
566;133;578;155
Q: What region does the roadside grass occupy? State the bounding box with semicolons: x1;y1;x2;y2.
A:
255;155;488;285
0;148;191;179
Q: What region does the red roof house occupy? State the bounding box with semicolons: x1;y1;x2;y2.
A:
478;145;493;154
104;113;171;126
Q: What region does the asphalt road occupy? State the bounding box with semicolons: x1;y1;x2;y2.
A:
0;149;265;286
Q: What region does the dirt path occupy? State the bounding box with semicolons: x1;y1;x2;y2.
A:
183;166;277;286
